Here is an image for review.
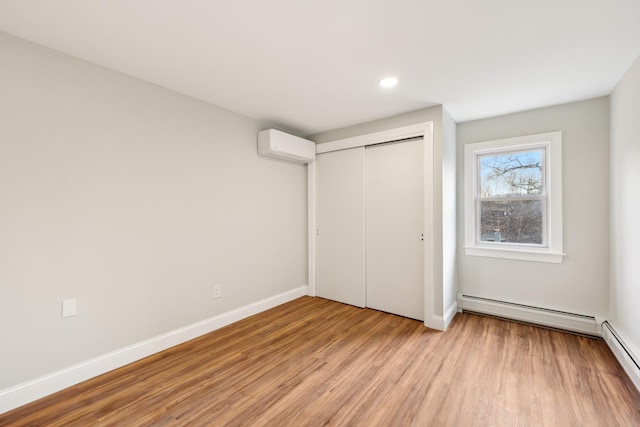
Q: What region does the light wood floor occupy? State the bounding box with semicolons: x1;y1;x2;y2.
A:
2;296;639;426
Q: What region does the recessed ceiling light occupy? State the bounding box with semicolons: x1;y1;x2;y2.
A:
379;77;398;88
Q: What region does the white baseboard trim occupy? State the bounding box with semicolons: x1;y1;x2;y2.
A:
459;295;599;336
0;286;308;415
424;301;458;332
424;316;444;331
443;300;458;330
602;322;640;394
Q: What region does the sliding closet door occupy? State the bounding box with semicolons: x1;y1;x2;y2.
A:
316;147;366;307
365;139;424;320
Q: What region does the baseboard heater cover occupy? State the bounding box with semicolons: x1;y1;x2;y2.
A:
601;322;640;393
459;295;599;336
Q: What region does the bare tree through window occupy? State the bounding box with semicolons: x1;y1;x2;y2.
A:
478;150;544;244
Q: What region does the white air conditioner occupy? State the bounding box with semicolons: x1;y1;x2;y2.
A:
258;129;316;163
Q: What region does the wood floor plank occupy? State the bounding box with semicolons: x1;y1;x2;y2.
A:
1;296;639;426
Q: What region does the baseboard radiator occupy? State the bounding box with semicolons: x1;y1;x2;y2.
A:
458;295;640;394
458;295;600;336
601;322;640;393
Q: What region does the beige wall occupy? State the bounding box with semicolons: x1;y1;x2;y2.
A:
0;33;307;389
457;97;610;317
610;56;640;360
309;105;458;324
442;108;457;314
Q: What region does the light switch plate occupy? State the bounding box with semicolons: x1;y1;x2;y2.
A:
62;299;77;318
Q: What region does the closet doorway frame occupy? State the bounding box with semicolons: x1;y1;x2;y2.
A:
307;121;436;329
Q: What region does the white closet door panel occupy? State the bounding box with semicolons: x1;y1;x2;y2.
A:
366;139;424;320
316;147;366;307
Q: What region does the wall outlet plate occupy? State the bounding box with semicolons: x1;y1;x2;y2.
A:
62;299;77;318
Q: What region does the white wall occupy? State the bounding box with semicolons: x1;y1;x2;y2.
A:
0;33;307;389
442;108;457;316
610;56;640;361
309;106;458;326
457;97;610;317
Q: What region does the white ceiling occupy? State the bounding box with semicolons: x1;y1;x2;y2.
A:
0;0;638;135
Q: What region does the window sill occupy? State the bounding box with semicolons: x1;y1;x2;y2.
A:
464;246;565;264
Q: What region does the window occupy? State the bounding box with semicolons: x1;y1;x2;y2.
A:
464;132;563;263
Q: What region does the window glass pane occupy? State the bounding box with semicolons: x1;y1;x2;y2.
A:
479;200;543;244
479;150;543;197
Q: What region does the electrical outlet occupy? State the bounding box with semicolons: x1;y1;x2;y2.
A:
213;285;221;299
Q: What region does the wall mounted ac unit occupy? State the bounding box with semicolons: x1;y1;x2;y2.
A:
258;129;316;163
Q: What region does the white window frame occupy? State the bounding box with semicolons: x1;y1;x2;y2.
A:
464;131;563;263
